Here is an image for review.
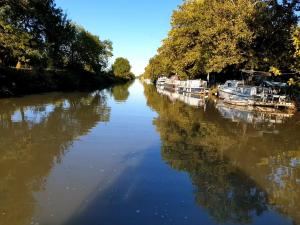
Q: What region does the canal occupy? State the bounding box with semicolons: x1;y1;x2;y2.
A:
0;80;300;225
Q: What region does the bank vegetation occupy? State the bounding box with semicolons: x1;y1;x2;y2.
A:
0;0;134;97
144;0;300;88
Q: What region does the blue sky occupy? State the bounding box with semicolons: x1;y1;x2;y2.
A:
56;0;182;75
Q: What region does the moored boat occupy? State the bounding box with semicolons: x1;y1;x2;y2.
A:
156;76;208;95
218;80;257;100
179;79;208;95
218;80;296;110
156;77;168;88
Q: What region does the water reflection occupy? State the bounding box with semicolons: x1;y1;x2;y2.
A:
216;101;294;125
157;87;206;108
110;81;134;102
0;92;110;225
144;84;300;224
1;81;300;225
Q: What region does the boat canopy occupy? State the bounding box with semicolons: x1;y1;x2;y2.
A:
223;80;244;87
262;81;288;88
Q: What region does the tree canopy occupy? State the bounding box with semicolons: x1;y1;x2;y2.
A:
0;0;113;74
144;0;300;81
68;25;113;73
290;26;300;86
112;57;135;80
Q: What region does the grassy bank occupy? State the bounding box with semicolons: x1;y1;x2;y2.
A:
0;67;131;97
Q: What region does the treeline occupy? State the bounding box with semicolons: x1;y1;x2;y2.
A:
144;0;300;85
0;0;134;96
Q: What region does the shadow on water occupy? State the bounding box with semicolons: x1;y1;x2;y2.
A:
143;84;300;225
0;91;110;225
63;145;168;225
63;146;271;225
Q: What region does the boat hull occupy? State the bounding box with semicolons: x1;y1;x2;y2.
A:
218;89;251;100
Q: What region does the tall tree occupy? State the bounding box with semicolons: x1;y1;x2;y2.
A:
112;57;134;80
247;0;299;71
0;0;113;72
145;0;300;81
289;26;300;86
143;54;171;81
68;25;113;73
0;1;43;67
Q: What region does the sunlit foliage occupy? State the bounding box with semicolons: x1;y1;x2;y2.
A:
112;57;135;80
144;0;300;81
0;0;113;74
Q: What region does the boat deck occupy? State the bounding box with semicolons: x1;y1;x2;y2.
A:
253;101;295;109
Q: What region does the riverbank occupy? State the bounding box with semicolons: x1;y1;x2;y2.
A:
0;67;132;98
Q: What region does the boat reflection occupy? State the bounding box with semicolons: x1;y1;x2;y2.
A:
157;86;207;108
216;101;294;125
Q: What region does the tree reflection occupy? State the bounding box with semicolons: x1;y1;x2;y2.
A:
144;84;300;224
110;81;133;102
0;92;110;225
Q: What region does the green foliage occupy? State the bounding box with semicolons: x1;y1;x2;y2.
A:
0;0;113;75
269;66;282;76
144;54;171;81
248;0;298;71
68;25;113;73
0;66;114;97
0;0;72;67
112;57;135;80
290;27;300;87
144;0;300;81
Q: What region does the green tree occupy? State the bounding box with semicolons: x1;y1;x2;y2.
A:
248;0;299;71
112;57;135;80
0;0;113;73
143;54;171;81
289;26;300;86
145;0;300;81
68;25;113;73
0;2;44;67
146;0;255;80
0;0;75;68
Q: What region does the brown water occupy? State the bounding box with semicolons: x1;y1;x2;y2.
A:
0;80;300;225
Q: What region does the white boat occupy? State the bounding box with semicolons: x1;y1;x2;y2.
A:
179;80;208;94
156;77;168;88
164;76;181;92
218;80;257;100
143;79;152;85
156;76;208;95
218;80;296;109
